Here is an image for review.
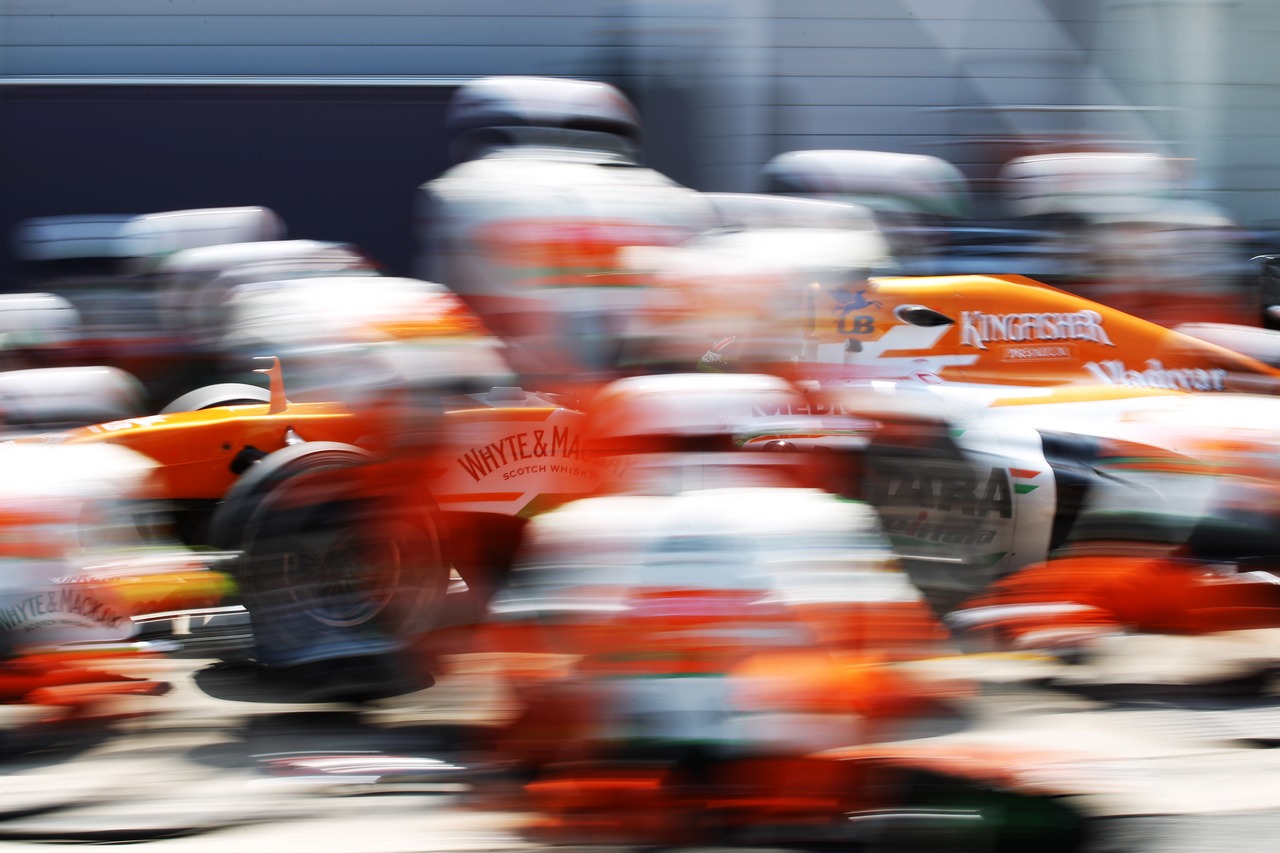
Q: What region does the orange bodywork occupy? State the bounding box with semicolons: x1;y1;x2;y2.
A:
0;646;172;725
74;564;237;619
955;552;1280;647
52;399;602;520
889;276;1274;387
725;274;1280;392
55;402;364;501
517;679;1071;848
483;575;976;847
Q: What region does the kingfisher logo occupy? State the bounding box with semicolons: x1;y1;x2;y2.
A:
960;310;1113;350
834;288;881;311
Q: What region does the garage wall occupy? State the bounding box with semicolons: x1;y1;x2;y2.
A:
0;1;628;77
4;0;1280;230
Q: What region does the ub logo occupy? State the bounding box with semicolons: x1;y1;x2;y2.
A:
833;288;880;336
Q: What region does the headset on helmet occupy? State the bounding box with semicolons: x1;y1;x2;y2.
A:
446;76;642;161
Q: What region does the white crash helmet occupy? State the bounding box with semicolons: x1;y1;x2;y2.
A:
583;372;816;455
761;150;969;219
445;76;642;161
998;151;1180;218
581;372;859;500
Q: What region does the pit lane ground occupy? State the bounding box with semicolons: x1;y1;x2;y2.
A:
6;624;1280;850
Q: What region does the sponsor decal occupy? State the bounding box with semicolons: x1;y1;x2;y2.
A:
1009;467;1041;494
0;588;125;634
1001;344;1074;361
1083;358;1228;391
502;464;595;481
750;400;851;417
838;315;876;336
698;336;736;372
87;415;168;434
455;425;588;483
884;512;999;546
834;288;881;311
868;467;1013;519
833;288;881;337
908;358;943;384
960;310;1113;351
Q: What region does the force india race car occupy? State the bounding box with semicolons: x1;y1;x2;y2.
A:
648;240;1280;611
10;262;1280;672
15;355;604;684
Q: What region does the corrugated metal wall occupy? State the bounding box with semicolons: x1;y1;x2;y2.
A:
4;0;1279;228
0;1;627;76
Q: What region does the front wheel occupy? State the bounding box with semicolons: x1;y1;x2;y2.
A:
224;463;452;698
206;442;374;551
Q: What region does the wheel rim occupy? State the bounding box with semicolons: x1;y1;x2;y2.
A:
251;493;448;636
281;521;407;628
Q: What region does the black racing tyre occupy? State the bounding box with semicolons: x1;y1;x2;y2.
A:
206;442;374;550
160;383;272;413
233;467;451;680
868;770;1091;853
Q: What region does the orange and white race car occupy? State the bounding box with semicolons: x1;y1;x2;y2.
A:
0;251;611;697
7;351;603;697
650;235;1280;393
13;263;1280;674
8;184;1280;688
631;205;1280;611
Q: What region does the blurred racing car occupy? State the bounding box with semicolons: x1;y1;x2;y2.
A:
19;352;598;692
18;260;1280;668
8;211;608;693
15;188;1280;682
632;203;1280;611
